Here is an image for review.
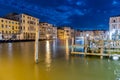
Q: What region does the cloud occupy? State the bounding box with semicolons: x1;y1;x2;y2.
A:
76;1;86;6
0;0;117;29
112;0;120;6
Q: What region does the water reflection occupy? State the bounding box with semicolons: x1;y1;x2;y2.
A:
45;41;52;71
112;61;120;80
8;43;13;59
0;40;119;80
65;39;69;60
34;64;39;80
53;40;57;57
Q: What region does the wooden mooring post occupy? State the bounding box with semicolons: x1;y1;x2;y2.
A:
71;37;74;52
100;40;104;59
84;36;87;56
34;26;39;64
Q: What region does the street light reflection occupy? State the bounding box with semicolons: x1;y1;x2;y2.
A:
65;39;69;60
8;43;13;58
45;41;51;71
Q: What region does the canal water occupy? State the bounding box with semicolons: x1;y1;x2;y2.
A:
0;39;120;80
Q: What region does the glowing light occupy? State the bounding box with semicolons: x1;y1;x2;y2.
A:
86;34;89;37
112;54;119;60
46;34;49;39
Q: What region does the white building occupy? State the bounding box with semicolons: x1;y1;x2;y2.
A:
109;16;120;40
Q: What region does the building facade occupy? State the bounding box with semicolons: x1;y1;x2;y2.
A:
0;18;20;40
5;13;39;40
75;30;109;41
109;16;120;40
39;22;57;40
57;27;74;39
57;28;64;39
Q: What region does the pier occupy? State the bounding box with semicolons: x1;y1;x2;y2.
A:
71;37;120;59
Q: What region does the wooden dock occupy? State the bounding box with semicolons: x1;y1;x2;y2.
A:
70;37;120;59
71;52;110;56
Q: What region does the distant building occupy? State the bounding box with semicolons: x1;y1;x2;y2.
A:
0;18;20;40
75;30;109;40
39;22;57;40
71;29;75;38
109;16;120;40
52;27;57;39
57;28;64;39
5;13;39;40
57;27;74;39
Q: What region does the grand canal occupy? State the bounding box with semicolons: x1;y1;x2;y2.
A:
0;39;120;80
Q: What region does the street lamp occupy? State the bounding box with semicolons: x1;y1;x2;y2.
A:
46;34;49;40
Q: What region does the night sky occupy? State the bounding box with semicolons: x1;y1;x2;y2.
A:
0;0;120;30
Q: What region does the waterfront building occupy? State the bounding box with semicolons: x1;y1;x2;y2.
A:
57;28;64;39
75;30;108;40
5;13;39;40
109;16;120;40
52;27;57;39
71;29;75;38
0;18;20;40
39;22;57;40
57;27;74;39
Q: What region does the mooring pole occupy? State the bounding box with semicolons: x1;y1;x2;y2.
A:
35;26;39;64
71;31;75;52
84;36;87;56
71;37;74;52
100;40;103;59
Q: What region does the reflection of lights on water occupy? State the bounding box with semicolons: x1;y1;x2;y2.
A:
8;43;13;58
34;64;39;80
53;40;56;57
45;41;51;70
65;39;69;60
113;61;120;80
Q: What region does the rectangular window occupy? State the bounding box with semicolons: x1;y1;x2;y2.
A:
2;30;4;34
12;26;14;30
1;20;3;22
23;20;25;23
2;24;4;28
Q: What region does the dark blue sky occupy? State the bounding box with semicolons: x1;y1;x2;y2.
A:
0;0;120;30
